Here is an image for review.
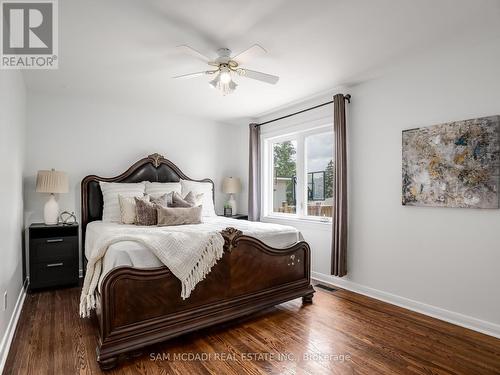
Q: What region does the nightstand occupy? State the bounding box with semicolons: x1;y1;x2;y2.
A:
220;214;248;220
29;223;79;291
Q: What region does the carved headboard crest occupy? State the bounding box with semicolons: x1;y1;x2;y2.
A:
148;153;164;168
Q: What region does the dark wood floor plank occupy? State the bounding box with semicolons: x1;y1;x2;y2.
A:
335;289;500;352
310;290;496;375
328;290;500;374
3;285;500;375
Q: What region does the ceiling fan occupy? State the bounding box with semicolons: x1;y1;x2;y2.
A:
173;44;279;95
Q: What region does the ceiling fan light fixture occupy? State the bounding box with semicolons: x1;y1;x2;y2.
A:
219;66;232;84
218;79;237;95
208;74;219;89
208;71;237;95
175;44;279;95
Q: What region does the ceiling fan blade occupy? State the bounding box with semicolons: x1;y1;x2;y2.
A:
238;69;279;84
172;71;215;80
232;44;267;65
177;45;212;63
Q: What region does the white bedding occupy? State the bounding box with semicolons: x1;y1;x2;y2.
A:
85;216;302;289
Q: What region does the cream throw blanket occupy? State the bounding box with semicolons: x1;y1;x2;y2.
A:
79;228;224;318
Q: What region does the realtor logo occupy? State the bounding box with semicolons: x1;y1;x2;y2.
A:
1;0;58;69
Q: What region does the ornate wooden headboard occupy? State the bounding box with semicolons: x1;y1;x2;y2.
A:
80;153;215;247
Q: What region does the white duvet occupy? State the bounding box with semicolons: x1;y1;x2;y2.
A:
85;216;302;290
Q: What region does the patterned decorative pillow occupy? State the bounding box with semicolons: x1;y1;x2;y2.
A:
171;191;204;208
171;191;192;208
149;192;173;208
118;194;150;224
157;205;203;226
135;197;157;226
184;191;204;207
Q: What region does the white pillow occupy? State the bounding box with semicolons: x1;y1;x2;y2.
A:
180;179;216;217
100;182;146;222
144;182;181;196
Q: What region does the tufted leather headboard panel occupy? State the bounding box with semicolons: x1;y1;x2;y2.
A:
81;153;215;248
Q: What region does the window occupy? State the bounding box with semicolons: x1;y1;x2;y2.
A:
263;125;334;221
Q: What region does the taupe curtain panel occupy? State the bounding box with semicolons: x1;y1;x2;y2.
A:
332;94;348;277
248;123;261;221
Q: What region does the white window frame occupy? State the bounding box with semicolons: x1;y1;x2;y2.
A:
261;119;333;223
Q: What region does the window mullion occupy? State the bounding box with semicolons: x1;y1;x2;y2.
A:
296;134;306;219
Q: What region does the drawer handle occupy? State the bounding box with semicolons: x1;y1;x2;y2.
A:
46;262;64;268
46;238;64;243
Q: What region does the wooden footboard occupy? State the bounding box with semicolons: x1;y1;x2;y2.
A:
95;228;315;370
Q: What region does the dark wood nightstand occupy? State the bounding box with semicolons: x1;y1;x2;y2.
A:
29;223;79;291
220;214;248;220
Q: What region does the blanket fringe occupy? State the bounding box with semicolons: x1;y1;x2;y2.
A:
80;292;96;318
180;234;225;299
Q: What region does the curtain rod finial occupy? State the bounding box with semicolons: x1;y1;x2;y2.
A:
344;94;351;103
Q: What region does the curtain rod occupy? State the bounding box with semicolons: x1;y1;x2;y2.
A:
256;94;351;127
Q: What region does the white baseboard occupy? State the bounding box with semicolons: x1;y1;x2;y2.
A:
312;271;500;339
0;280;27;374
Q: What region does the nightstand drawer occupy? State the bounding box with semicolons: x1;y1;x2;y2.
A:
31;237;78;263
30;261;78;289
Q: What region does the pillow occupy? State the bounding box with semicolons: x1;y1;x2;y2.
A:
180;180;216;217
171;191;192;208
184;191;204;206
157;206;203;226
144;182;181;196
100;182;146;222
149;192;173;207
171;191;204;208
135;197;157;226
118;194;150;224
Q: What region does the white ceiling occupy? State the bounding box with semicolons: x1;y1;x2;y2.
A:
24;0;500;121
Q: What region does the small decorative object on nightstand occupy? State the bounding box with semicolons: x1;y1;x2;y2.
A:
59;210;77;225
223;204;233;217
222;176;241;215
36;169;69;225
29;222;79;291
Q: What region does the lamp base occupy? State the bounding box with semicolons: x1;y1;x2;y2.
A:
44;194;60;225
228;194;237;216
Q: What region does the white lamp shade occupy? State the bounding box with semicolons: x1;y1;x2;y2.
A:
222;177;241;194
36;170;69;194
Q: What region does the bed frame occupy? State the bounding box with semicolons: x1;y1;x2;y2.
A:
81;153;314;370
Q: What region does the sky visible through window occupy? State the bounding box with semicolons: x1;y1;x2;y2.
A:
307;132;333;172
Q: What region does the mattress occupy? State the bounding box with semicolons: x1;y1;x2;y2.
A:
84;216;302;289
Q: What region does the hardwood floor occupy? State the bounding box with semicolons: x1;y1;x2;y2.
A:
4;285;500;375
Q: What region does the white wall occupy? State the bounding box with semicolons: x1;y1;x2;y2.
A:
258;32;500;335
347;33;500;327
24;92;247;270
222;118;250;215
0;70;26;369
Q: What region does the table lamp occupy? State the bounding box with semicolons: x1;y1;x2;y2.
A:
222;177;241;215
36;169;69;225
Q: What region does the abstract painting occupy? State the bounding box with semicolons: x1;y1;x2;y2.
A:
402;116;500;208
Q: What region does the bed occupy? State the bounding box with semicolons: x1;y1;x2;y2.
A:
81;153;314;370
